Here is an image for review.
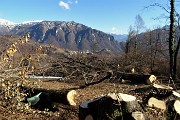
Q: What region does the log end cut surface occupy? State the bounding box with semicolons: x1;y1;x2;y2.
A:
148;97;166;110
67;90;77;106
174;100;180;115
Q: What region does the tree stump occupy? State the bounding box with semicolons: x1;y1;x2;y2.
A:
79;93;145;120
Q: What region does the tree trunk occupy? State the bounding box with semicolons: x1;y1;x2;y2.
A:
173;37;180;79
20;86;77;106
79;93;145;120
116;72;157;84
169;0;175;79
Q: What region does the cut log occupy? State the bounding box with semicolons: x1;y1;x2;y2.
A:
143;84;180;119
167;100;180;119
66;90;77;106
25;92;53;111
79;96;104;120
108;93;140;113
108;93;136;101
152;83;180;99
20;86;77;106
174;100;180;115
147;75;157;85
153;83;173;90
132;111;146;120
148;97;166;110
79;93;145;120
143;84;173;102
84;115;93;120
116;72;157;85
172;91;180;98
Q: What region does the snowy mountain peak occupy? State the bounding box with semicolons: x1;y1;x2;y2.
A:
22;20;43;25
0;18;16;26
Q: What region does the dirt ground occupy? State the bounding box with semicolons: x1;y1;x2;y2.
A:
0;76;179;120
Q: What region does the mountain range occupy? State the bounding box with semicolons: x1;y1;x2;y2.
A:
110;34;128;42
0;18;126;52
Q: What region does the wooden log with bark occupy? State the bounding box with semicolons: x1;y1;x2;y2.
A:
148;97;166;110
115;72;157;85
20;86;77;106
174;100;180;115
79;93;147;120
167;100;180;119
132;111;147;120
143;84;173;108
143;83;180;119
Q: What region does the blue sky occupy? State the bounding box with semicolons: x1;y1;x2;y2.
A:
0;0;171;34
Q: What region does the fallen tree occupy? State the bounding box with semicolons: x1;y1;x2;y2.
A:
20;86;77;107
114;72;157;85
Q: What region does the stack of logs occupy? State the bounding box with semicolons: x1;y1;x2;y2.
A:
79;73;180;120
20;72;180;119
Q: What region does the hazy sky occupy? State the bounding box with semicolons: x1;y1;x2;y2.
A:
0;0;172;34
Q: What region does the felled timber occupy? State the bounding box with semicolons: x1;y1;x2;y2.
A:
142;84;173;103
20;86;77;106
142;83;180;119
79;93;146;120
24;92;53;111
143;85;172;110
172;91;180;99
132;111;147;120
167;100;180;119
116;72;157;84
174;100;180;115
148;97;166;110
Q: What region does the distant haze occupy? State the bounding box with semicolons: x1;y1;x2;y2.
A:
111;34;128;42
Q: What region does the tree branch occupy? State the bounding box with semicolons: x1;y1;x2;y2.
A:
144;3;170;14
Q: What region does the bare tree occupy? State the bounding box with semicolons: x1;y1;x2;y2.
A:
125;25;136;54
134;14;145;52
134;14;145;33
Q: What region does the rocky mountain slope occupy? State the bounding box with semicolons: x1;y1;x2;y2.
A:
0;19;124;52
